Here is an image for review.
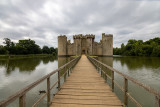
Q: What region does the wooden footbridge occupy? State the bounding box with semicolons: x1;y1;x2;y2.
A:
0;55;160;107
50;55;122;107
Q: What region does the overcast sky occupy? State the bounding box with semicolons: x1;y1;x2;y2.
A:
0;0;160;48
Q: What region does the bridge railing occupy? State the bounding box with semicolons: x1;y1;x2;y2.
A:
0;56;81;107
87;56;160;107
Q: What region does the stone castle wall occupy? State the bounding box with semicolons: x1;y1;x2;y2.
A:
58;33;113;56
67;40;74;56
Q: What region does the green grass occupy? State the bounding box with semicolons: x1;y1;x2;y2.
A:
70;55;80;58
89;56;98;58
0;54;55;60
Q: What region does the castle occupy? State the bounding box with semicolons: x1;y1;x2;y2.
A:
58;33;113;56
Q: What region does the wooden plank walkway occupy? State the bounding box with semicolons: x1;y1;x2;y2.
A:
50;55;123;107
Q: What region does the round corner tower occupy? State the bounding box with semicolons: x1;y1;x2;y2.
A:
58;35;67;56
102;33;113;56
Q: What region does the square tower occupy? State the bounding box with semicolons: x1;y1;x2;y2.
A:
102;33;113;56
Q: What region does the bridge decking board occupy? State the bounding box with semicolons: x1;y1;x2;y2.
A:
50;55;122;107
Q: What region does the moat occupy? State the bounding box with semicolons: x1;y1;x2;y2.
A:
0;56;160;107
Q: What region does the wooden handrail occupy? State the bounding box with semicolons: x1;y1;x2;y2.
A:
87;56;160;107
0;56;81;107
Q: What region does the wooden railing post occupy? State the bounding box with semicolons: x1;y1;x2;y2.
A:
64;66;66;74
73;60;76;67
58;70;60;90
124;78;128;106
64;73;66;82
68;68;70;76
155;96;160;107
98;63;100;72
105;73;107;83
47;77;50;106
100;67;102;77
112;71;114;92
96;62;99;71
71;62;74;68
19;94;26;107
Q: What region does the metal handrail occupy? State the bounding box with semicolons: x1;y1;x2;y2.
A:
87;56;160;107
0;56;81;107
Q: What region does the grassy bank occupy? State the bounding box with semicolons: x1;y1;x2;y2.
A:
89;56;98;58
0;54;55;60
70;55;80;58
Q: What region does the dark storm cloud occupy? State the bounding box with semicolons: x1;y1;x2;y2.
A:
0;0;160;47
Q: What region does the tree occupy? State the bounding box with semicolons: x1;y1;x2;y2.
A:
1;38;57;55
121;43;125;55
128;39;137;45
50;47;55;53
3;38;17;54
9;42;17;54
3;38;12;48
42;46;50;54
0;45;7;54
152;45;160;57
134;41;143;56
113;47;121;55
114;37;160;57
16;39;42;54
142;45;153;56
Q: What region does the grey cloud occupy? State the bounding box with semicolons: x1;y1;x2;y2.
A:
0;0;160;48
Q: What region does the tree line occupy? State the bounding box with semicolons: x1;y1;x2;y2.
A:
113;37;160;57
0;38;57;55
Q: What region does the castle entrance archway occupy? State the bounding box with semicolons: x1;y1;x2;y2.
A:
82;50;85;54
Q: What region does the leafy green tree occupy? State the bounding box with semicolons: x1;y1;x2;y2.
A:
3;38;17;54
133;40;143;56
152;45;160;57
113;47;121;55
113;37;160;57
142;45;153;56
3;38;12;48
42;46;50;54
121;43;125;55
9;42;17;54
0;45;7;54
55;48;58;54
1;38;57;55
50;47;55;53
16;39;41;54
128;39;137;45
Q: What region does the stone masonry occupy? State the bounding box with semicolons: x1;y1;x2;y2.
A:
58;33;113;56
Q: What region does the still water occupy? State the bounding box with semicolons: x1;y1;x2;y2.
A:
0;56;160;107
97;56;160;107
0;56;71;107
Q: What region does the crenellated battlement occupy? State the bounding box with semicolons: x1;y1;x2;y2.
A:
73;34;82;39
102;33;113;37
73;34;95;39
58;35;67;38
105;34;113;37
67;40;71;44
85;34;95;39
